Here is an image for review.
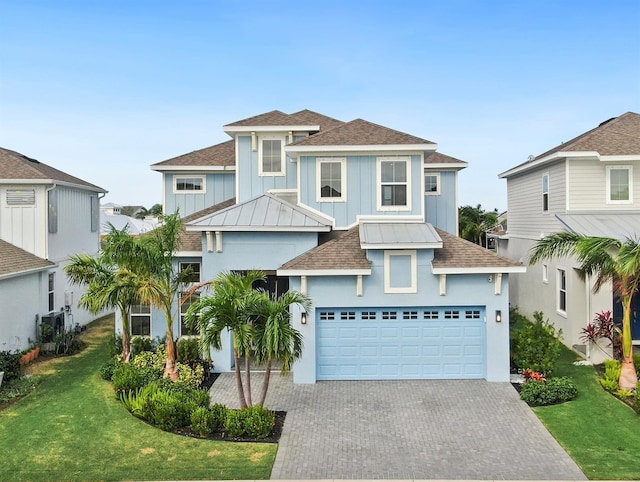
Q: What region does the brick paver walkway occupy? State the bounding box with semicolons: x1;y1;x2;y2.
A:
210;374;587;480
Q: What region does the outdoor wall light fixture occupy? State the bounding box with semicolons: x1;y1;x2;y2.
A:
495;310;502;323
301;311;307;325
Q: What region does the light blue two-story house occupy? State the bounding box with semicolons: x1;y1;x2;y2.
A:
148;110;524;383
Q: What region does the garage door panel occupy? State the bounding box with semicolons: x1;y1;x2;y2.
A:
317;307;485;380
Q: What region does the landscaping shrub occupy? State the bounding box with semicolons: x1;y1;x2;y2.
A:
512;311;562;376
603;359;621;384
225;406;275;439
191;404;227;436
0;375;40;403
177;337;200;365
634;390;640;414
137;380;209;431
54;331;82;355
131;336;153;357
112;362;161;395
99;357;121;381
176;361;205;389
119;388;145;418
600;378;619;392
0;351;22;383
108;333;123;358
520;377;578;406
132;350;165;371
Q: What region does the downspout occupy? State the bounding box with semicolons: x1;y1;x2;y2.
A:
98;192;106;252
585;273;592;360
45;183;57;260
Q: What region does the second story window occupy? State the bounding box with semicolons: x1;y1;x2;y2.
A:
542;173;549;212
557;268;567;315
259;137;285;176
174;176;205;194
48;272;55;312
130;303;151;336
425;173;440;195
378;157;411;210
607;166;632;204
317;158;346;202
179;262;201;283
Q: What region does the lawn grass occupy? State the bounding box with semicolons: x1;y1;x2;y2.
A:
0;316;276;481
532;345;640;480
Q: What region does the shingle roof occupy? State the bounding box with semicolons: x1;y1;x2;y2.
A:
287;110;345;131
152;140;235;168
0;147;105;191
278;227;372;272
432;228;523;271
289;118;435;147
425;151;468;165
177;198;236;252
225;109;344;131
0;239;55;278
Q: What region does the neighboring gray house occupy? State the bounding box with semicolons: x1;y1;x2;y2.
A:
497;112;640;358
0;147;107;350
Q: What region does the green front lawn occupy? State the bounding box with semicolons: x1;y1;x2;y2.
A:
0;316;276;481
532;346;640;480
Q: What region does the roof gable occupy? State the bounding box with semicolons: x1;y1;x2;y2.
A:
151;140;235;169
0;239;55;279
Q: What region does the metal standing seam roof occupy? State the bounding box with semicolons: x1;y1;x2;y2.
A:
359;222;443;249
176;198;236;252
0;239;56;279
556;213;640;241
185;193;332;232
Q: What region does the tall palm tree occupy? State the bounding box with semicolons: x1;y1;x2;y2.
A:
185;270;265;408
529;232;639;390
251;289;308;406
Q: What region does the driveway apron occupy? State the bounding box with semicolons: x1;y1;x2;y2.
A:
209;374;586;480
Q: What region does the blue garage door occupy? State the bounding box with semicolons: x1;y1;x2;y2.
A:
317;307;486;380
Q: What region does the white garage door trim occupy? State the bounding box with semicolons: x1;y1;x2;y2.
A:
316;306;486;380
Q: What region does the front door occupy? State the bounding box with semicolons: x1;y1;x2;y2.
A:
613;292;640;342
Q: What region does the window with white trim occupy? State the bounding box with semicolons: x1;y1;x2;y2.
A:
384;250;417;293
179;262;201;283
48;272;55;312
378;157;410;210
542;173;549;212
174;176;205;194
425;173;440;195
259;137;285;176
606;166;632;203
180;293;200;336
557;268;567;314
130;303;151;336
542;264;548;283
317;157;346;201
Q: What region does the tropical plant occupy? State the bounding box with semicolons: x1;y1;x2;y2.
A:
529;232;640;390
511;311;562;377
579;310;622;359
458;204;499;247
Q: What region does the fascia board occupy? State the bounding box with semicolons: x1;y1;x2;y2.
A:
285;144;437;158
360;242;443;250
431;266;527;274
424;162;469;170
223;125;319;134
185;225;332;233
499;151;599;178
277;269;371;276
0;264;57;281
150;165;236;172
0;179;106;193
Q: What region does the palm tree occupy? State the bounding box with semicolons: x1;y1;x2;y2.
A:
251;289;308;406
459;204;499;247
185;270;265;408
529;232;639;390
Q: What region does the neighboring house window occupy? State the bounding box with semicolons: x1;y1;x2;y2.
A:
6;189;35;205
606;166;633;203
174;176;206;194
259;137;285;176
48;272;55;312
180;293;199;336
542;264;548;283
317;157;346;202
425;173;440;195
377;157;411;210
383;250;417;293
48;189;58;233
542;173;549;212
90;195;99;232
179;262;201;283
130;303;151;336
557;268;567;315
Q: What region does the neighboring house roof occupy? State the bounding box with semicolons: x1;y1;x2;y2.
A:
278;226;372;274
100;213;159;235
0;239;55;280
0;147;106;192
359;222;443;249
500;112;640;178
224;109;344;132
431;228;525;274
151;140;235;170
177;198;237;252
185;193;332;232
556;213;640;241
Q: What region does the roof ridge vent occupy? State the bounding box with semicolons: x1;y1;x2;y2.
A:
598;116;617;127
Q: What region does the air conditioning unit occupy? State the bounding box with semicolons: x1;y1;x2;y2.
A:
41;311;65;342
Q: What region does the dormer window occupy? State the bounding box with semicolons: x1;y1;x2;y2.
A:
317;157;346;202
174;176;205;194
259;137;285;176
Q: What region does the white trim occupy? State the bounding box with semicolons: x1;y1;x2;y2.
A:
300;275;307;294
606;165;633;204
173;175;206;194
186;225;331;233
557;267;567;317
356;214;424;223
494;273;502;295
258;135;286;177
542;172;549;213
384;250;417;294
206;232;214;253
376;156;412;212
454;171;459;236
175;251;202;257
151;165;235;172
235;137;241;202
285;144;437;158
356;275;363;296
439;274;447;295
423;162;468;169
277;268;371;276
600;155;640;162
431;266;526;274
316;157;347;203
542;263;549;283
0;178;106;193
161;173;166;215
361;242;442;250
0;263;56;281
215;231;223;252
224;124;320;134
424;172;440;196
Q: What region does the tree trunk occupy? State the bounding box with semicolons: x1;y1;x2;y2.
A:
619;356;638;391
122;330;131;363
233;348;248;409
164;332;179;381
257;359;272;407
618;293;637;390
245;355;253;407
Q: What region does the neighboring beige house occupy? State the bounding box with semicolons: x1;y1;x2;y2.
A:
497;112;640;360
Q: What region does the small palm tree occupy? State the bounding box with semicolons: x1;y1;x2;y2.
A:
529;232;639;390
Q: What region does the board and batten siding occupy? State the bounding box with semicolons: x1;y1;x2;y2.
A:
0;184;47;258
163;172;235;218
506;161;566;239
425;170;458;234
567;158;640;211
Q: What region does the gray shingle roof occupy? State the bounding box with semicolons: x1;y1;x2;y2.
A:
425;151;468;165
177;198;236;252
152;140;235;168
225;109;344;131
0;147;105;191
289;118;435;147
0;239;55;278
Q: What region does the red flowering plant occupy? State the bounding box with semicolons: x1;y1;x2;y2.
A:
522;369;546;382
579;311;622;360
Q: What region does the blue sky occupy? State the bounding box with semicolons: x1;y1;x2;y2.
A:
1;0;639;211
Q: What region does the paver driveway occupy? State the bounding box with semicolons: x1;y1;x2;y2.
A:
209;374;586;480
